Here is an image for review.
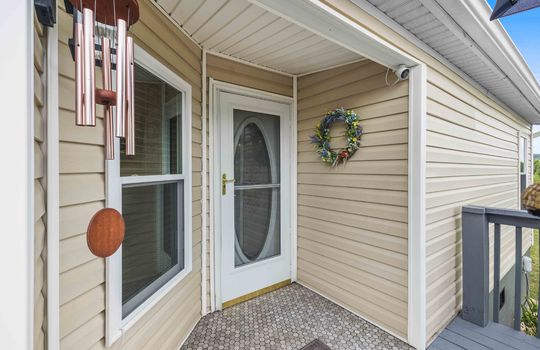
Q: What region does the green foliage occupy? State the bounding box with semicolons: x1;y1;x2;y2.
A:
521;297;538;336
523;233;538;336
531;230;539;305
534;159;540;183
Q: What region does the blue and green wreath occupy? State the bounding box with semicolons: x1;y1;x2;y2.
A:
310;108;363;167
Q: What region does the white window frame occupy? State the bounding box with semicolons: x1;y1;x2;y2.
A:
105;45;192;347
519;135;526;173
518;133;528;208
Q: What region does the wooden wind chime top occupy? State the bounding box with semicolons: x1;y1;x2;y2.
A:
72;0;138;152
69;0;140;25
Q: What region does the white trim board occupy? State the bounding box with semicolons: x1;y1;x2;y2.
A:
209;80;295;309
291;75;298;282
209;77;216;312
28;8;35;350
46;11;60;350
211;80;294;105
408;64;427;350
201;48;208;316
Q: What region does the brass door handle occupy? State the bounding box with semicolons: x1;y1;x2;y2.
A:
222;174;235;195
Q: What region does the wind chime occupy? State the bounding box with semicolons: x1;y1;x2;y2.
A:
70;0;139;160
69;0;139;259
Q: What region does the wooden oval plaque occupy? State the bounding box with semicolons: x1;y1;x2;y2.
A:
87;208;125;258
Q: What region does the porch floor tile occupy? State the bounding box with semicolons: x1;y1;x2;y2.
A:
181;283;411;350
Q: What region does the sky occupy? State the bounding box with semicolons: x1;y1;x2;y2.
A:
486;0;540;153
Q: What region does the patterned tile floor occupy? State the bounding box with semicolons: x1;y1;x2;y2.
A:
182;283;412;350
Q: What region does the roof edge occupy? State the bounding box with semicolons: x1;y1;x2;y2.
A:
437;0;540;122
351;0;523;122
469;0;540;96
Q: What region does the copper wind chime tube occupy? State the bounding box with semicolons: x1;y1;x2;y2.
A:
101;36;114;160
82;8;96;126
115;18;127;139
71;0;140;160
126;35;135;156
74;14;85;126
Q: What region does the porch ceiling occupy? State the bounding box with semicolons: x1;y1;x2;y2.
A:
154;0;363;75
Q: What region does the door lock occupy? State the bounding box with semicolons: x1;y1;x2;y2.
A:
222;174;235;195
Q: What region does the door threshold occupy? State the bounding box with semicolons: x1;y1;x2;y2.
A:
222;279;291;309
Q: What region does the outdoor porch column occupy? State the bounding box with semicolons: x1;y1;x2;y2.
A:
0;2;35;349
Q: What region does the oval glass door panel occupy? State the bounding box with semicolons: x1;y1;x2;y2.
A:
233;109;280;267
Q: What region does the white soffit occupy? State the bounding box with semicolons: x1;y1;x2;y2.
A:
363;0;540;123
155;0;362;75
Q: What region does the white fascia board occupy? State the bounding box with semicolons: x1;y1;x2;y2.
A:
247;0;418;69
417;0;506;81
435;0;540;122
351;0;536;123
351;0;530;124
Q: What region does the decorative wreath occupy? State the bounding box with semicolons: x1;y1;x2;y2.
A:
310;107;363;167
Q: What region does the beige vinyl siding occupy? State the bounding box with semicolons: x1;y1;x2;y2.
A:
425;68;532;341
203;54;294;311
34;11;47;350
320;0;533;342
206;54;293;97
297;60;409;339
57;0;203;348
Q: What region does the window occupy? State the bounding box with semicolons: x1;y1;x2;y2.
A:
520;136;527;175
519;136;528;208
106;47;192;345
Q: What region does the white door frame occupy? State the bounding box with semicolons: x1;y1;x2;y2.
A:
210;80;295;310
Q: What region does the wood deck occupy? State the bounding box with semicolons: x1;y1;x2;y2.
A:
428;316;540;350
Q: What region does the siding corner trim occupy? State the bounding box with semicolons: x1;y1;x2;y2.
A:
408;63;427;350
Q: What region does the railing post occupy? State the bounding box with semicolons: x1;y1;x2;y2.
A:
514;227;522;331
493;224;501;323
462;206;490;327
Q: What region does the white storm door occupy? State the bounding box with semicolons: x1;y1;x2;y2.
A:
218;92;291;304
